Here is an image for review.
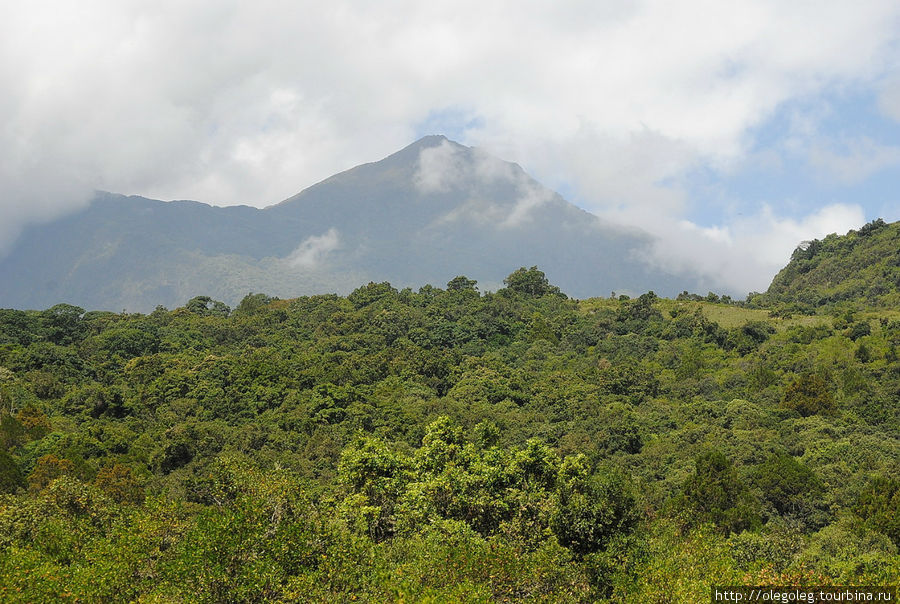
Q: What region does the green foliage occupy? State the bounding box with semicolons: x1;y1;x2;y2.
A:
446;275;478;292
0;414;24;451
679;450;760;535
782;373;835;416
799;518;900;584
338;435;411;540
15;405;51;440
853;476;900;547
502;266;564;298
728;526;806;573
93;463;144;504
610;521;742;603
185;295;231;317
338;417;639;565
233;292;277;315
0;450;23;494
764;218;900;309
348;281;398;309
40;304;87;346
0;268;898;598
596;360;659;398
750;452;826;528
91;326;160;359
28;454;75;492
551;460;638;557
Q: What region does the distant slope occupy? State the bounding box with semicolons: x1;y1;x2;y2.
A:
760;218;900;309
0;193;364;312
0;136;698;312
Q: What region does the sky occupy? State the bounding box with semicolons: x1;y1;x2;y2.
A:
2;0;900;295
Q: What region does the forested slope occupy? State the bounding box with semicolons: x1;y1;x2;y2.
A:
758;218;900;312
0;267;897;601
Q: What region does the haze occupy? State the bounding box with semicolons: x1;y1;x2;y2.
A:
3;1;900;295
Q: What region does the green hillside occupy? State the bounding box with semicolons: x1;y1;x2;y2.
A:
757;218;900;312
0;267;897;601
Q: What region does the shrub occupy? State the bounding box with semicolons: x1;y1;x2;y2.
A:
782;374;834;416
853;476;900;547
679;450;760;535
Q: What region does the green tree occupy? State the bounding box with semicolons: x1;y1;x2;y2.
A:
0;449;24;493
15;404;52;440
185;296;231;317
94;463;144;504
0;413;24;450
679;450;760;535
347;282;398;309
28;454;76;492
782;373;834;416
338;435;411;540
502;266;563;298
234;292;276;315
751;452;826;528
93;327;160;359
40;303;87;345
551;458;638;556
853;476;900;547
446;276;478;292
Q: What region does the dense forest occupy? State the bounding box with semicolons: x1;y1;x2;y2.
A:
0;223;899;602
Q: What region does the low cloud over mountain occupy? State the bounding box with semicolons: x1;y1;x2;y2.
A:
0;136;703;312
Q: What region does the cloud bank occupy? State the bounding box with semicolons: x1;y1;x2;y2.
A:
2;1;899;293
642;204;867;294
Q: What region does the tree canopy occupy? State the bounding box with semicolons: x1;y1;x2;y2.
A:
0;265;897;600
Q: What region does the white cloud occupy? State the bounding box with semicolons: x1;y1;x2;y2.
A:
1;1;899;290
286;228;340;268
807;137;900;184
640;203;867;295
877;78;900;123
416;140;554;227
501;180;554;229
415;140;467;194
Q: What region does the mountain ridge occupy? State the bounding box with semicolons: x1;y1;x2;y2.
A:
0;136;699;312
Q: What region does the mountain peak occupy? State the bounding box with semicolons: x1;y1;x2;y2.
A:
413;134;449;146
373;134;465;168
0;136;697;311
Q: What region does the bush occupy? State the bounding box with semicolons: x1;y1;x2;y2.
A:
551;470;638;557
782;374;834;416
750;452;826;528
853;476;900;547
679;450;760;535
0;449;24;494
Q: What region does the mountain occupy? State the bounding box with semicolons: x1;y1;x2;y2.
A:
758;218;900;310
0;136;697;312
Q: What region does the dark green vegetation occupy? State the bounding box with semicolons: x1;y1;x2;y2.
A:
755;217;900;312
0;136;696;312
0;258;898;601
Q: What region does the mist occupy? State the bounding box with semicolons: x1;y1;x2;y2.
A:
3;1;899;293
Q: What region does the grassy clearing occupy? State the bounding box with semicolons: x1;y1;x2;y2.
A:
580;297;839;332
695;304;769;329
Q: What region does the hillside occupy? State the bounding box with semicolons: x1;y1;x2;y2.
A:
759;218;900;311
0;267;897;600
0;136;699;312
